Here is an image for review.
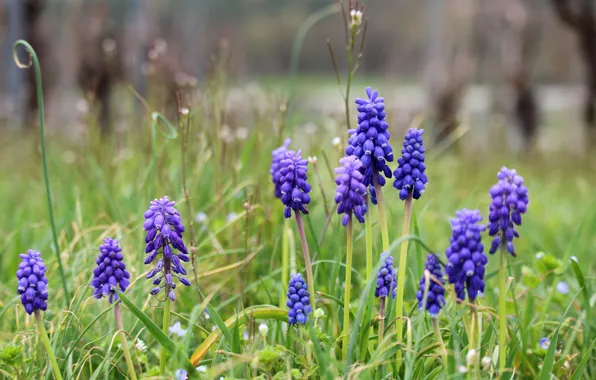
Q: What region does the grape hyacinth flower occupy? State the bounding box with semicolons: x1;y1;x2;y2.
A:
16;250;62;379
16;250;48;315
278;150;312;218
270;138;292;198
416;254;446;317
334;155;367;226
143;196;191;301
346;87;393;204
487;167;529;257
393;128;428;201
375;252;397;299
91;238;130;303
445;209;487;302
286;273;312;325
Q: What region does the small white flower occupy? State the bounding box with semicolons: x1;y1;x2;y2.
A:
175;369;187;380
556;281;569;295
211;325;217;331
180;107;190;116
564;360;570;369
195;212;207;223
349;9;363;28
307;156;318;165
169;321;188;337
204;309;210;319
135;338;147;352
466;349;477;366
332;137;341;146
481;356;491;370
535;252;544;259
314;308;325;318
196;365;207;373
236;127;249;140
226;212;238;223
258;323;269;337
458;365;468;373
570;256;578;262
243;330;249;340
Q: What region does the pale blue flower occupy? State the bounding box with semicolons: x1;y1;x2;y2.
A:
556;281;569;295
169;321;188;337
539;337;550;349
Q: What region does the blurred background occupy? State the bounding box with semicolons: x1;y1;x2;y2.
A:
1;0;596;153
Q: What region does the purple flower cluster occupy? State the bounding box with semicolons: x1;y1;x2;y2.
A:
16;250;48;315
287;273;312;325
278;151;312;218
270;138;292;199
393;128;428;200
445;209;487;301
346;87;393;204
91;238;131;303
487;167;529;256
143;196;191;301
334;155;367;226
416;254;446;317
375;252;397;298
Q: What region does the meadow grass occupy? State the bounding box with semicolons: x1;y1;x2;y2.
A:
0;91;594;379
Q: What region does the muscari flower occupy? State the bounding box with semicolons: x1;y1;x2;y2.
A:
270;138;292;198
445;209;487;302
286;273;312;325
91;237;130;303
375;252;397;298
416;254;446;317
393;128;428;200
16;250;48;315
487;167;529;256
346;87;393;204
143;196;190;301
278;151;312;218
334;155;367;226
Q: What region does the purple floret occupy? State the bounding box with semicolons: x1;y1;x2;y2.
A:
416;254;446;317
375;252;397;299
287;273;312;325
270;138;292;199
278;151;312;218
91;237;131;303
393;128;428;201
334;155;368;226
16;250;49;315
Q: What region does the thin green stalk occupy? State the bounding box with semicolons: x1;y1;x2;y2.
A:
378;297;386;346
365;196;373;281
470;300;479;377
432;317;447;365
160;297;172;375
295;213;316;312
35;311;63;380
13;40;69;304
281;218;290;308
342;217;354;359
114;303;137;380
373;173;390;251
395;194;413;365
498;241;507;374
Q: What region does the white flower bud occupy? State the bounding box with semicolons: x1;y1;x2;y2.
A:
314;308;325;318
481;356;491;370
350;9;363;28
258;323;269;337
466;349;477;366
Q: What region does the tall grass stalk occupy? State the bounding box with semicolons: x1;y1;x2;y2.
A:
373;174;390;251
432;317;447;365
395;194;413;364
498;240;508;374
160;298;172;375
342;217;354;358
295;213;315;312
281;218;290;308
13;40;70;304
114;303;137;380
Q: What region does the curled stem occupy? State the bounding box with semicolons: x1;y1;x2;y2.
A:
35;311;63;380
114;303;137;380
13;40;70;305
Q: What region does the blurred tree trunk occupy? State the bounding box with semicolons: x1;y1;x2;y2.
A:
551;0;596;150
500;0;540;151
427;0;477;146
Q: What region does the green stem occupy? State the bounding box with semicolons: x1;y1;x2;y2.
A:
373;173;390;251
13;40;69;304
378;297;386;346
395;194;413;365
295;213;316;313
281;218;290;308
365;196;373;281
342;217;354;359
432;317;448;365
160;297;171;375
35;311;63;380
498;241;507;374
115;303;137;380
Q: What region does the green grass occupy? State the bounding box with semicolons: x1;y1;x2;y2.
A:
0;78;595;378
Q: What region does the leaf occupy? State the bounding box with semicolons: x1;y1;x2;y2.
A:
570;258;591;346
538;326;559;380
190;306;287;365
308;324;332;380
113;289;199;379
207;304;233;346
571;338;595;380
